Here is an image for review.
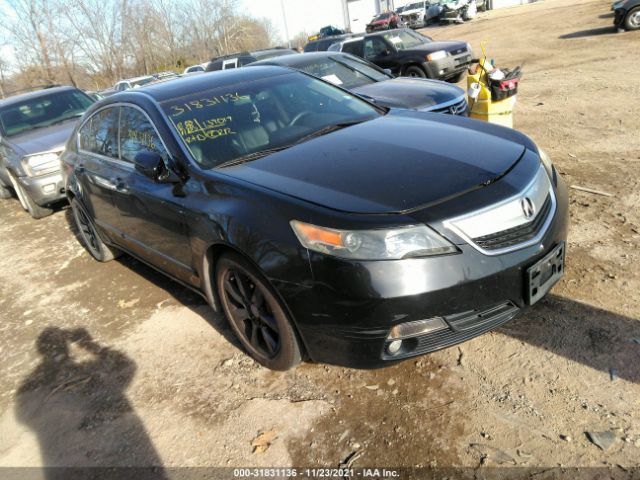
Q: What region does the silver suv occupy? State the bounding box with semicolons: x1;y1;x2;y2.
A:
0;86;94;218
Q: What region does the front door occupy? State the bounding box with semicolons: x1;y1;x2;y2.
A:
110;105;195;284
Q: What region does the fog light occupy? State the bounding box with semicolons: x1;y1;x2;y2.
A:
42;183;55;193
388;317;447;340
387;339;403;356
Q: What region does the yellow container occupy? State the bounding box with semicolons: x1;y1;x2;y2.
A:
466;61;516;128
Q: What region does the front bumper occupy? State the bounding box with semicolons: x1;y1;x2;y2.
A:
423;51;473;80
16;171;66;206
402;14;426;28
614;8;627;26
279;176;569;368
366;23;389;32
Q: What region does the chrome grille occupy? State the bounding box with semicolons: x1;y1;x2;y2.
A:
430;97;468;116
474;194;552;250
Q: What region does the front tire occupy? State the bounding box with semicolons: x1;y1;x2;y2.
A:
70;198;120;262
8;173;53;219
405;65;427;78
624;7;640;30
216;252;302;370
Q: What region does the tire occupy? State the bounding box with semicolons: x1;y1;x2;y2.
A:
216;252;302;370
7;173;53;219
0;184;12;199
624;7;640;30
404;65;427;78
70;198;120;262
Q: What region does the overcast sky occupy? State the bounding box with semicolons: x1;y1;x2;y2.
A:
242;0;346;41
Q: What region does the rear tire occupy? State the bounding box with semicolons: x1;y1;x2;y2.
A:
70;198;120;262
0;184;12;199
405;65;427;78
216;252;302;370
8;173;53;219
624;7;640;30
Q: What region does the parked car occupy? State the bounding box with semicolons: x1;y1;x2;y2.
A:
251;51;468;114
328;28;473;81
400;1;441;28
183;64;206;74
0;86;94;218
304;34;358;52
206;48;298;71
366;11;402;32
613;0;640;30
440;0;484;23
114;75;156;92
62;66;568;370
308;25;347;42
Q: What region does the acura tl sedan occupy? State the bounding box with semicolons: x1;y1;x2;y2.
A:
62;67;568;370
251;52;468;114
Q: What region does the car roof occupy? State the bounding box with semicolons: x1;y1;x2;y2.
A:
252;51;350;67
119;66;294;103
367;28;412;38
0;86;78;109
117;75;154;84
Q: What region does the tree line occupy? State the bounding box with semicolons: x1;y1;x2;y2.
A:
0;0;279;95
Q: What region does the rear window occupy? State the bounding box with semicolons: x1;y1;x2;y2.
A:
161;72;380;169
382;30;429;49
0;90;94;137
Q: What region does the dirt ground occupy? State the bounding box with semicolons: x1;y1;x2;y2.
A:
1;0;639;477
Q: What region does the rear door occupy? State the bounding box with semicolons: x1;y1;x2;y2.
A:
75;107;123;238
110;105;194;283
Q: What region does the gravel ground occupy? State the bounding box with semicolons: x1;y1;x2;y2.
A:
0;0;639;477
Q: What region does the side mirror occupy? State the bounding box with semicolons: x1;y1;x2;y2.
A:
134;151;179;183
383;68;393;77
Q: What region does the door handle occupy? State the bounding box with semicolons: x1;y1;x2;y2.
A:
111;177;126;191
76;164;85;173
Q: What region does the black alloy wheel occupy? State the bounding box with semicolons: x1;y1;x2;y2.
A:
70;198;120;262
216;253;302;370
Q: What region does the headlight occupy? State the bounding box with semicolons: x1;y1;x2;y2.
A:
290;221;458;260
539;148;554;178
22;152;61;177
426;50;447;61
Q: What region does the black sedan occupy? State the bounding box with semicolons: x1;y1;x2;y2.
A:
613;0;640;30
62;67;568;370
251;52;467;114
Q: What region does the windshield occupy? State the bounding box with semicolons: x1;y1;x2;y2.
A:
162;72;381;169
288;55;389;89
373;12;392;21
0;90;94;137
382;30;429;49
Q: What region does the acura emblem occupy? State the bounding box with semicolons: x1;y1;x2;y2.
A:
521;197;536;219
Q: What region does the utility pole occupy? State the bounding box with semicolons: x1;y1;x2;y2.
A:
279;0;291;48
341;0;351;31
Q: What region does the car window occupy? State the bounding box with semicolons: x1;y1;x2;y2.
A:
335;55;391;81
130;77;154;88
119;107;168;164
0;90;94;137
161;72;381;170
291;57;376;89
78;107;120;159
364;38;390;59
341;40;364;57
381;30;428;50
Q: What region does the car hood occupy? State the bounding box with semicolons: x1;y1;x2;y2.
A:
221;111;527;214
401;7;426;15
352;77;464;110
406;40;468;55
370;19;389;25
8;118;78;156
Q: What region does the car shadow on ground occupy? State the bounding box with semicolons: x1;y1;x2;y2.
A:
62;207;243;352
559;26;619;39
14;327;168;479
500;294;640;384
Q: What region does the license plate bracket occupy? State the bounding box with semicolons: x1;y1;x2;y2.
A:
526;242;565;305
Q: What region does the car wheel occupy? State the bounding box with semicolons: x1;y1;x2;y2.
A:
70;198;120;262
0;183;12;199
625;7;640;30
216;252;302;370
405;66;427;78
8;173;53;219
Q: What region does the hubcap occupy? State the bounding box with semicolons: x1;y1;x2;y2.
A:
74;205;101;255
222;269;280;359
631;11;640;27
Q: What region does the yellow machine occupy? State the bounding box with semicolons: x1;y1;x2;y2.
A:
467;43;518;128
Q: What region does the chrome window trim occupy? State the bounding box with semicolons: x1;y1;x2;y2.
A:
443;165;557;256
76;102;171;171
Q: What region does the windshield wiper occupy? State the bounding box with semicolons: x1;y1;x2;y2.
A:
217;145;292;169
293;119;368;146
46;113;85;127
